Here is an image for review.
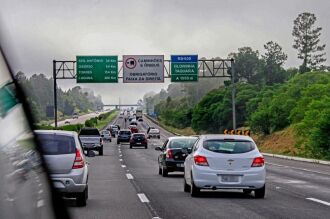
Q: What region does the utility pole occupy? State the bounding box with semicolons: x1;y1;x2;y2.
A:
53;60;57;128
230;59;236;130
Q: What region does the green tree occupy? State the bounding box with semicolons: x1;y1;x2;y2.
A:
261;41;288;85
292;12;326;72
228;47;261;84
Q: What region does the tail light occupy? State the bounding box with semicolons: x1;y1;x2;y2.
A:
251;157;265;167
72;149;85;169
166;149;173;159
194;155;209;166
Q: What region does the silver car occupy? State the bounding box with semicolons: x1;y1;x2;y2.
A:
184;135;266;198
35;130;89;206
101;130;112;142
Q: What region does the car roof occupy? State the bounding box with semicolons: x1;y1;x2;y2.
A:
199;134;253;141
132;133;145;135
120;129;131;131
34;130;77;137
81;127;98;130
167;136;198;141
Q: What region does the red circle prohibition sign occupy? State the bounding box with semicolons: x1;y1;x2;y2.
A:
125;57;137;69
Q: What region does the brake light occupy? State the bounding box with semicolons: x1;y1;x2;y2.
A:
251;157;264;167
166;149;173;159
72;149;85;169
194;155;209;166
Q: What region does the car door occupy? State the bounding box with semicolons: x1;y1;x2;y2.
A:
158;139;168;167
185;138;200;182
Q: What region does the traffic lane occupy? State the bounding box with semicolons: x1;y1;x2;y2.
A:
120;137;330;219
142;116;175;139
68;141;151;219
54;112;98;127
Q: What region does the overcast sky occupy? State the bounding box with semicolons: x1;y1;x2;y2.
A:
1;0;329;104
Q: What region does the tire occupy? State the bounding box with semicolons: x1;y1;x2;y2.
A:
99;147;103;156
76;186;88;207
117;141;120;145
130;145;132;149
109;139;112;142
254;185;266;199
145;146;148;149
162;166;168;177
184;177;190;192
190;174;200;197
158;136;160;139
158;166;162;175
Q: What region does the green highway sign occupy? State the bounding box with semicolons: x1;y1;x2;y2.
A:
77;56;118;83
171;55;198;82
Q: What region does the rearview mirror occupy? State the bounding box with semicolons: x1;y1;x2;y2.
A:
155;146;162;151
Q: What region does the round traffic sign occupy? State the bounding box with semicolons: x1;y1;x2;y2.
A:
125;57;137;69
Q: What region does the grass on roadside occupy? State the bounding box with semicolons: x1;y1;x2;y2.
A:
95;111;118;130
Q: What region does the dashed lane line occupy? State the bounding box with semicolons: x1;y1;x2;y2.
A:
306;198;330;207
137;193;150;203
267;162;330;176
121;165;126;168
126;173;134;180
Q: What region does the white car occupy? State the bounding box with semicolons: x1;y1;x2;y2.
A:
184;134;266;198
148;128;160;139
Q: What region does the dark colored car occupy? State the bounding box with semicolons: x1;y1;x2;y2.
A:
130;133;148;149
117;129;132;144
155;136;198;177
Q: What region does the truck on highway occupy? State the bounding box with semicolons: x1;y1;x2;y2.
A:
136;109;143;120
78;127;104;155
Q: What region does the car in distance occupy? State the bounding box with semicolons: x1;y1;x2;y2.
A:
128;125;139;133
117;129;132;144
183;135;266;198
130;133;148;149
72;113;79;119
100;130;112;142
138;117;143;122
35;130;89;206
155;136;198;177
64;120;70;124
108;125;119;137
147;126;156;134
79;127;104;155
148;128;160;139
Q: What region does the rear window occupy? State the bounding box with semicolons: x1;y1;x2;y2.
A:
149;129;159;133
133;134;145;139
203;140;255;154
120;131;131;135
79;128;100;136
36;134;76;155
101;130;110;135
168;138;198;149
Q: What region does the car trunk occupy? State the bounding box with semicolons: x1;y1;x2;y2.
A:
203;149;258;171
170;148;188;161
44;154;76;174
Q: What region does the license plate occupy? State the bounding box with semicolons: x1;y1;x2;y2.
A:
136;142;141;145
221;175;239;182
177;163;184;167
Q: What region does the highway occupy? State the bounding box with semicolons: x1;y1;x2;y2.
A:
51;112;103;127
69;115;330;219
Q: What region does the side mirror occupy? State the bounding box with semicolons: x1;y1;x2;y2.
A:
86;150;96;157
155;146;162;151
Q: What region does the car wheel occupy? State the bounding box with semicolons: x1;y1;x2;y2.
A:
76;186;88;207
99;147;103;156
162;166;168;177
158;166;162;175
184;177;190;193
117;141;120;145
254;185;265;199
109;139;112;142
158;136;160;139
145;146;148;149
190;174;200;197
130;145;132;149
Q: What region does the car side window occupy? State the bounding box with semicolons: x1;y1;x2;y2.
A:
162;140;169;150
192;138;200;152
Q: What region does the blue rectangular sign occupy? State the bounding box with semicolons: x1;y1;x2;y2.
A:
171;55;198;63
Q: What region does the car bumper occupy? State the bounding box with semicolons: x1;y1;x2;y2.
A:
118;138;130;142
192;165;266;189
82;144;102;150
130;143;147;147
52;178;87;193
148;134;160;138
165;160;185;172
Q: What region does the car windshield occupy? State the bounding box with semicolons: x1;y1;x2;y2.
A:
79;129;100;136
203;140;255;154
120;131;131;135
36;134;76;155
101;131;110;135
149;129;159;133
133;134;145;139
168;138;198;149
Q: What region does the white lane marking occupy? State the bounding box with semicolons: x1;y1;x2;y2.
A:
38;190;43;194
126;170;130;172
119;159;123;161
119;154;123;157
126;173;134;179
121;165;126;168
37;200;44;208
152;217;161;219
266;162;330;176
306;198;330;207
137;193;149;203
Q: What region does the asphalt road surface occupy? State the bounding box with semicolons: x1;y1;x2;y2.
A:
69;115;330;219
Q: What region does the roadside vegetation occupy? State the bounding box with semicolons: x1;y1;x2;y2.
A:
145;12;330;160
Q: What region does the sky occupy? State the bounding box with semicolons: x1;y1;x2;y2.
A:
0;0;329;105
